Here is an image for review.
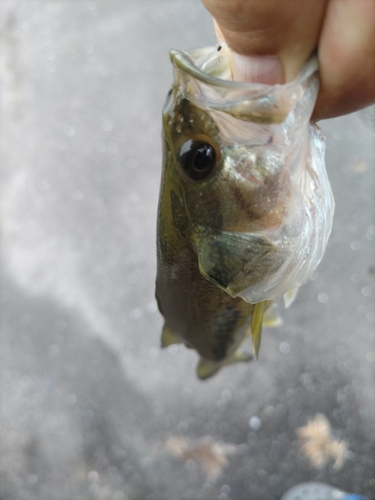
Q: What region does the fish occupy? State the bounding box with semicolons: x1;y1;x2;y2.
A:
155;45;334;379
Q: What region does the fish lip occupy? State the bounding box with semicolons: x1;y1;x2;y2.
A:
170;45;319;124
170;46;318;92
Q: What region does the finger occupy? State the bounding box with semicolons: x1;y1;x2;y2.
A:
202;0;328;82
313;0;375;120
213;19;225;43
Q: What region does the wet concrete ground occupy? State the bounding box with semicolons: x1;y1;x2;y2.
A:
0;1;374;499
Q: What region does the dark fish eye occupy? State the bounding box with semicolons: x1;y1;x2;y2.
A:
179;140;218;181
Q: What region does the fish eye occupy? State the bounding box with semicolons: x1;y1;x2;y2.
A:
179;139;218;181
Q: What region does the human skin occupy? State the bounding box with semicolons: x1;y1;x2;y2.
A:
202;0;375;120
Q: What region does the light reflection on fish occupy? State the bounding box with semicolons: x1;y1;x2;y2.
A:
155;45;334;379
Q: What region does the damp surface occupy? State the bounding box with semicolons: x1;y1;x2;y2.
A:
0;2;374;500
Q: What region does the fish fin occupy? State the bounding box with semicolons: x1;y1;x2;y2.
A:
251;301;265;359
262;304;283;327
244;324;252;338
197;359;221;380
283;287;299;309
227;350;253;364
194;227;284;298
197;350;253;380
161;324;181;348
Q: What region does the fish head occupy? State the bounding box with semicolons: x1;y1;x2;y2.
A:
163;90;290;235
162;84;294;299
160;46;333;302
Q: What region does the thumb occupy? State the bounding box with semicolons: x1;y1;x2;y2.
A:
203;0;328;83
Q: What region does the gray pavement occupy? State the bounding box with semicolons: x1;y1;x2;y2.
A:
0;1;374;499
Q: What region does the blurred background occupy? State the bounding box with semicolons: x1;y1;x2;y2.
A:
0;1;374;499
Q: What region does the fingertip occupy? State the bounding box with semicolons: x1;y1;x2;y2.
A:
232;53;284;84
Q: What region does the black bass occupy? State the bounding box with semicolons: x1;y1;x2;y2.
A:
155;45;334;379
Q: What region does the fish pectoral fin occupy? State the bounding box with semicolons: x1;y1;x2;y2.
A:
194;227;284;298
227;350;253;364
262;304;283;327
197;351;253;380
197;359;222;380
161;324;181;348
283;287;299;309
251;301;265;359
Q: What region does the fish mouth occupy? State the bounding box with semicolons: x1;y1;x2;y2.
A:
170;45;318;91
170;45;319;124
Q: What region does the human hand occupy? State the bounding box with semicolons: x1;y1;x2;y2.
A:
202;0;375;120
